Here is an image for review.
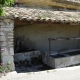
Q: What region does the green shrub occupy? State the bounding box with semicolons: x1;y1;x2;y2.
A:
0;62;12;77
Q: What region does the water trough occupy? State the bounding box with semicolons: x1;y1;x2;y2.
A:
42;49;80;68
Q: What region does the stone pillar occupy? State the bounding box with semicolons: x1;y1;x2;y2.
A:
0;18;15;71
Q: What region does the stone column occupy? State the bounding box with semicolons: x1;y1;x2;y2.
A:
0;18;15;71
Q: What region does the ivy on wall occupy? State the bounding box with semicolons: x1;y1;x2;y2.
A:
0;0;14;16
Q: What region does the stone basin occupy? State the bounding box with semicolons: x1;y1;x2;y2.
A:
42;50;80;69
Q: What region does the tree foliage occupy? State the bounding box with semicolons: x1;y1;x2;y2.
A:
0;0;14;16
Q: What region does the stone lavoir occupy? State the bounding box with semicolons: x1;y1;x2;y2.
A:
0;7;80;72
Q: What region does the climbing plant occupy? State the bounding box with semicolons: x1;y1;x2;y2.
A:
0;0;14;16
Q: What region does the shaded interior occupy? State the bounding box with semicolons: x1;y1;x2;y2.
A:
65;51;80;56
14;54;53;73
50;54;66;58
50;51;80;58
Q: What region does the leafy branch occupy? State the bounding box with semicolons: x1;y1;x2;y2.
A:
0;0;14;16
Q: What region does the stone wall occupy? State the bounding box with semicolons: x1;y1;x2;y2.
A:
0;19;15;70
14;21;80;52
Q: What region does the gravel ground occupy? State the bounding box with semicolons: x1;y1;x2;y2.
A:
1;66;80;80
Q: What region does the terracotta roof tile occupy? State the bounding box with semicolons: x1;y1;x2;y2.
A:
3;7;80;23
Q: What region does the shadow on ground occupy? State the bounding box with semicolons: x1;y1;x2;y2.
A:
15;60;53;73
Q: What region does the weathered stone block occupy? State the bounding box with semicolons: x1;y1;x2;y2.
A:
9;47;14;55
0;31;5;36
8;36;14;39
11;63;15;71
3;19;14;26
2;55;14;64
8;45;14;47
8;42;13;45
0;41;7;46
1;19;14;28
0;22;4;26
9;39;14;42
2;55;15;71
1;27;13;31
3;19;11;23
1;47;9;56
1;36;6;41
1;47;14;56
8;32;14;36
2;23;14;28
9;22;14;28
0;41;13;47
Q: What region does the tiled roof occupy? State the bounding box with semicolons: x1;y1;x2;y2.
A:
4;7;80;23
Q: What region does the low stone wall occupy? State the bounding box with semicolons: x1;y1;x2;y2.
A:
14;51;41;62
0;19;15;70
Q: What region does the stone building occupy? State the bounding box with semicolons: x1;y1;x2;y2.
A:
0;7;80;70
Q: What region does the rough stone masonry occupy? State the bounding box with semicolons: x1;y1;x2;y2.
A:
0;18;15;70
